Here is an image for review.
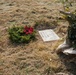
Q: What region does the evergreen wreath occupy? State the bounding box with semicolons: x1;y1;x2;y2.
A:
8;26;36;43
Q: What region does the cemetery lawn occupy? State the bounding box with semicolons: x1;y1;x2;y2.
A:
0;0;76;75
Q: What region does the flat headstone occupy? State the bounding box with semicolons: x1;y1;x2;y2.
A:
39;29;60;41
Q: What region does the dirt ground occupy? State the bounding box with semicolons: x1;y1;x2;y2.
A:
0;0;76;75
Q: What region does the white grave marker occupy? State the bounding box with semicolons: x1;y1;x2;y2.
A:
39;29;60;41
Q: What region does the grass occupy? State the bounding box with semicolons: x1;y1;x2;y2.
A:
0;0;76;75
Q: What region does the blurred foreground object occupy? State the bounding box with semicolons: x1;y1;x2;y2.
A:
57;11;76;55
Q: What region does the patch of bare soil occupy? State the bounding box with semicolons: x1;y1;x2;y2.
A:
34;20;57;30
0;0;76;75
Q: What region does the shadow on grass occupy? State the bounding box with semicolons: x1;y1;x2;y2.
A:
7;37;38;47
57;52;76;75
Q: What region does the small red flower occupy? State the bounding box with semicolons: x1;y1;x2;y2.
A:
28;27;33;34
23;26;34;34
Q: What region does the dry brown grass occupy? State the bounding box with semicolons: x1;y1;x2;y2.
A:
0;0;76;75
